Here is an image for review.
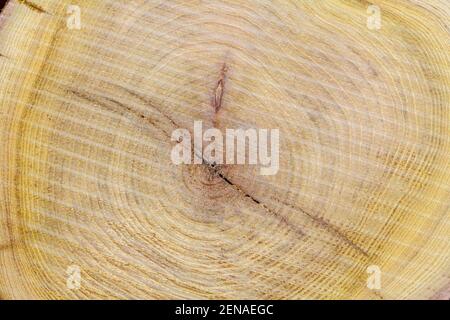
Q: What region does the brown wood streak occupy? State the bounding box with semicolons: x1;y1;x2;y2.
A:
17;0;47;14
67;88;175;139
274;198;370;257
116;85;182;129
0;243;11;250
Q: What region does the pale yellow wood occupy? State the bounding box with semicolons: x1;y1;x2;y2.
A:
0;0;449;299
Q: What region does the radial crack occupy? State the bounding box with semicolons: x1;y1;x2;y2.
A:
68;88;173;139
116;85;181;129
201;157;305;238
277;199;369;257
17;0;47;13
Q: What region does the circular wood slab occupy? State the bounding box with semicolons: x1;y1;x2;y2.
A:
0;0;449;299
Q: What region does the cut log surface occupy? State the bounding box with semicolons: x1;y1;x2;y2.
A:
0;0;449;299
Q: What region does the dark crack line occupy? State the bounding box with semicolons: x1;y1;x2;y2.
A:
201;158;305;238
101;95;173;138
276;199;370;257
18;0;47;14
114;85;182;129
68;88;173;139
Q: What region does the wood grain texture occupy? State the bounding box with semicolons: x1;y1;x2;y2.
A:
0;0;449;299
